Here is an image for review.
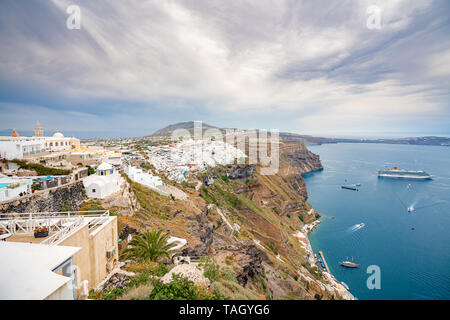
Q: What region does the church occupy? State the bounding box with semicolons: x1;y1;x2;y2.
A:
83;162;123;199
0;122;81;160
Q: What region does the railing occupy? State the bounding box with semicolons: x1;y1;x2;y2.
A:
41;217;86;245
0;211;110;244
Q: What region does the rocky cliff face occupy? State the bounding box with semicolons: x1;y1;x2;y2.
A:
111;141;350;299
0;181;84;213
278;141;323;175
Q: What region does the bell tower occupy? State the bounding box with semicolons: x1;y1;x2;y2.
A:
35;121;44;137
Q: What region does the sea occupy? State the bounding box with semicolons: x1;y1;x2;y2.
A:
303;143;450;300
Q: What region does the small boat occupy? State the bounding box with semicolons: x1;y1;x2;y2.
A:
340;282;350;290
355;183;361;186
339;261;360;268
341;185;358;191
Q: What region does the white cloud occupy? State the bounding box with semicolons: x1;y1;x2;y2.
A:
0;0;448;135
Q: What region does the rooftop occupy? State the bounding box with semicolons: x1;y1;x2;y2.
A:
0;242;80;300
0;211;112;245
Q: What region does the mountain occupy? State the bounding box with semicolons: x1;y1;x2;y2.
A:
149;122;450;146
150;121;223;137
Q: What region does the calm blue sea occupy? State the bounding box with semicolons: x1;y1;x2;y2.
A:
303;143;450;300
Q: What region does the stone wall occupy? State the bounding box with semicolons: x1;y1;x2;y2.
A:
0;181;85;213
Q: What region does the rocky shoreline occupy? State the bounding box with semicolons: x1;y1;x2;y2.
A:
301;211;355;300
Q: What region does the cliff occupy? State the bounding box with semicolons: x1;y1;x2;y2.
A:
111;140;350;300
0;181;85;213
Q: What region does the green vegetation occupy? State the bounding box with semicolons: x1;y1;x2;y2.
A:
86;165;95;175
79;200;106;211
266;242;278;255
121;229;178;262
12;160;71;176
205;184;241;208
198;256;221;282
126;175;173;220
181;180;196;189
31;183;41;190
149;274;202;300
60;200;72;212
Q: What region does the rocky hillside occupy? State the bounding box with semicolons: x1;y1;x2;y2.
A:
102;140;351;300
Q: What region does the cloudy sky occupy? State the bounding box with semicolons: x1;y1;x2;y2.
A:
0;0;449;138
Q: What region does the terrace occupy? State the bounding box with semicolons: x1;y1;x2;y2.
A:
0;210;111;245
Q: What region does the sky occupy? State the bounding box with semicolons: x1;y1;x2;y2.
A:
0;0;449;139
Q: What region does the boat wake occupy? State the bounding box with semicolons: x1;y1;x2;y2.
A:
350;223;365;231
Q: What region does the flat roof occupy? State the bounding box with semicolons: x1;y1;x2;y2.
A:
2;241;81;270
0;242;80;300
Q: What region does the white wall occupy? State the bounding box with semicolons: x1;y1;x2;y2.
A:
0;140;45;160
0;178;32;202
44;281;74;300
83;173;123;199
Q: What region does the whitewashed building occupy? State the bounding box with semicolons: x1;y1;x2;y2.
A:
124;166;164;192
0;242;80;300
0;177;33;202
83;162;123;199
0;137;45;160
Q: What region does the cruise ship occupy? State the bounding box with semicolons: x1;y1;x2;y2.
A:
378;167;432;180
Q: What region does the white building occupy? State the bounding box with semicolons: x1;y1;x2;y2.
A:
43;132;79;152
0;242;80;300
124;166;165;194
101;152;122;167
0;136;46;160
0;124;81;160
83;162;123;199
0;177;33;202
148;139;246;182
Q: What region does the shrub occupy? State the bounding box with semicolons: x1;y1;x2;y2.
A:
266;242;278;255
149;274;200;300
224;255;235;266
86;165;95;175
60;200;72;212
12;160;71;176
221;267;237;282
198;257;221;282
32;183;41;190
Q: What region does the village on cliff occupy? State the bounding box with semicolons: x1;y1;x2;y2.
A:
0;122;353;301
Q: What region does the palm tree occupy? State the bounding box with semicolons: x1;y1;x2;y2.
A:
122;229;178;262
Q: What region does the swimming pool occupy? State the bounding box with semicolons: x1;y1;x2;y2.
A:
0;183;11;189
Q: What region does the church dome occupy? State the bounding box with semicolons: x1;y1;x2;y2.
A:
53;132;64;138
